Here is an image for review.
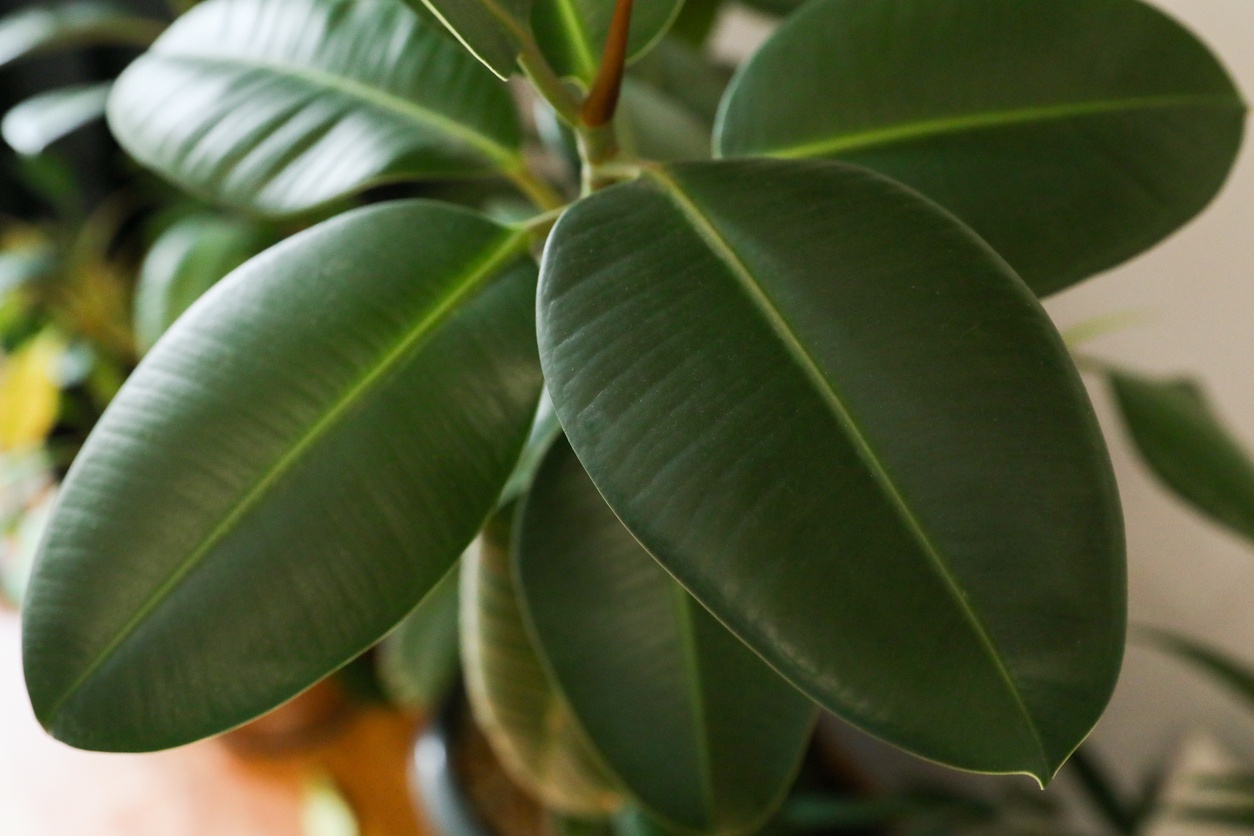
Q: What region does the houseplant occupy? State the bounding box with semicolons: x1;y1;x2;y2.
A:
15;0;1250;833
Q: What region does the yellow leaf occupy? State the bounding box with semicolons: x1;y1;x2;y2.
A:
0;332;64;451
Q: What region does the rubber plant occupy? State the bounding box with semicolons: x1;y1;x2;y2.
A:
16;0;1247;831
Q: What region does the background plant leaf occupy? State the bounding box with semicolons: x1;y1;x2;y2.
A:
716;0;1246;296
0;0;163;67
2;82;111;156
376;561;461;711
133;212;273;352
461;506;624;816
1109;370;1254;545
537;158;1124;781
108;0;523;215
22;200;543;751
516;436;815;834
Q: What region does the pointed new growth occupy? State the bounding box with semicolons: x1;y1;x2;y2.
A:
580;0;633;127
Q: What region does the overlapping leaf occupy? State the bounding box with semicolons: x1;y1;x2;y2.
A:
0;0;162;67
516;437;814;833
1110;371;1254;544
108;0;523;214
22;200;543;750
537;159;1124;781
2;82;111;156
133;213;273;352
417;0;530;80
461;508;624;816
716;0;1246;296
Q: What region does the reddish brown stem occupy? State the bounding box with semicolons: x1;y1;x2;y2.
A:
580;0;633;128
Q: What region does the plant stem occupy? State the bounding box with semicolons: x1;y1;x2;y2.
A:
506;164;566;211
518;37;582;126
580;0;633;127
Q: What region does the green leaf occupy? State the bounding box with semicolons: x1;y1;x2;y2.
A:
461;506;624;816
537;159;1124;782
616;78;710;162
499;389;562;505
0;0;163;67
666;0;720;47
376;561;461;711
1142;628;1254;712
716;0;1246;297
21;200;543;751
108;0;523;215
2;82;111;157
1109;371;1254;544
416;0;530;80
516;436;815;834
532;0;683;85
133;213;273;353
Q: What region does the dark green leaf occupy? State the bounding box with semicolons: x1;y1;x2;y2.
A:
517;436;815;833
1142;628;1254;712
532;0;682;85
133;212;273;353
537;159;1124;781
462;507;624;815
738;0;805;17
0;0;163;66
416;0;529;80
667;0;720;47
716;0;1246;296
376;562;461;711
1109;370;1254;544
22;200;543;751
499;389;562;505
108;0;523;215
2;82;111;156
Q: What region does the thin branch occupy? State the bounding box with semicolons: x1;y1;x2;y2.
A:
580;0;633;127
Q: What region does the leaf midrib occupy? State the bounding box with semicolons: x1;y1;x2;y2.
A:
736;93;1242;159
159;50;519;165
646;167;1051;775
45;225;529;724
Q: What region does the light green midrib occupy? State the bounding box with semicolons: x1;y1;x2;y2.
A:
672;584;717;824
161;50;519;165
550;0;596;79
647;168;1051;774
45;226;529;725
752;93;1242;159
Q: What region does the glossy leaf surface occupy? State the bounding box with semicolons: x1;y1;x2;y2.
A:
716;0;1246;296
108;0;522;215
417;0;529;79
376;563;461;711
22;200;543;751
133;213;272;352
1110;371;1254;544
2;82;110;156
538;159;1124;781
517;437;814;833
532;0;682;84
0;0;162;67
461;509;624;816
